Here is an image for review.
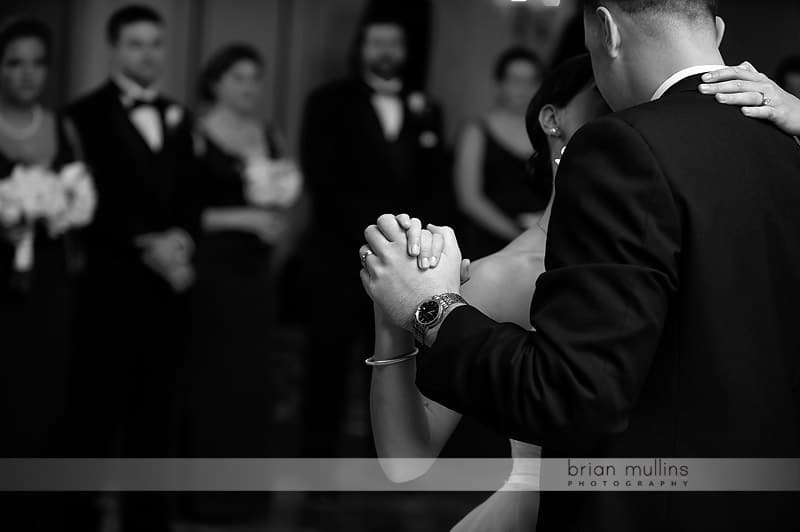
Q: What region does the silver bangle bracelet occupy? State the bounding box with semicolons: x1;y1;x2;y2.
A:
365;348;420;367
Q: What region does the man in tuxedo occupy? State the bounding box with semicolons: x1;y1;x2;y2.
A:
299;5;448;457
362;1;800;530
65;5;201;532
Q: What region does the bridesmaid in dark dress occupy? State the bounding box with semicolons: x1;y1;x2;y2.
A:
0;17;80;532
179;44;301;525
455;47;550;259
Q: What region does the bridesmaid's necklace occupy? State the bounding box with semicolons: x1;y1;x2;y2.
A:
0;106;43;141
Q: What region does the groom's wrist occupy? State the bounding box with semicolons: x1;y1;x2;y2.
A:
422;303;466;348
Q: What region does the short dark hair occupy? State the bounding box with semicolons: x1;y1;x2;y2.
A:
494;47;544;82
526;54;595;187
775;55;800;90
0;17;52;63
198;43;264;103
107;4;164;45
582;0;718;18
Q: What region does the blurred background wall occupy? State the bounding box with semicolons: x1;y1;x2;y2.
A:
2;0;799;152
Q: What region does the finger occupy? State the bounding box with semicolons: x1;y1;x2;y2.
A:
428;224;459;254
360;249;380;277
376;214;404;242
406;217;422;256
395;213;412;230
742;106;776;120
430;233;444;268
418;230;433;269
359;268;372;292
359;244;377;270
714;92;766;107
701;67;763;84
699;80;768;96
364;225;390;258
460;258;471;285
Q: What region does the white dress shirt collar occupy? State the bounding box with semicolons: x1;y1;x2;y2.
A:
365;73;403;96
114;73;159;104
651;65;726;101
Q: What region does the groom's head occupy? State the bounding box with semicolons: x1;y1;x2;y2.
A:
583;0;725;111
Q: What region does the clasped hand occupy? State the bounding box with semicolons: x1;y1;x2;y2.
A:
359;214;469;330
136;229;195;293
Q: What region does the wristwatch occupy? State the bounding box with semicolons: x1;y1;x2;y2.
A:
413;293;467;345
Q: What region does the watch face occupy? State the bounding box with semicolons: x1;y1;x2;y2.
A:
417;300;441;326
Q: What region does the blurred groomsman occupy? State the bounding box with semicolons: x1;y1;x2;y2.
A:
65;5;201;532
299;3;448;457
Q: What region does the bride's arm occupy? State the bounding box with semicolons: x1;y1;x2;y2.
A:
369;304;463;482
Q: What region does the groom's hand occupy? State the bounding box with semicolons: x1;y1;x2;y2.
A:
395;214;471;280
361;215;463;330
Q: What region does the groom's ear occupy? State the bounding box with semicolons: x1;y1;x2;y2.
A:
714;16;726;47
596;7;621;59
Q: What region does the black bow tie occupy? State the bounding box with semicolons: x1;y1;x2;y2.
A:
126;98;159;111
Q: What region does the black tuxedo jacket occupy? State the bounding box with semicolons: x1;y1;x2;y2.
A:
65;81;202;302
300;77;449;249
417;75;800;531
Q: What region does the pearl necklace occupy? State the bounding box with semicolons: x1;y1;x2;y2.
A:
0;106;44;141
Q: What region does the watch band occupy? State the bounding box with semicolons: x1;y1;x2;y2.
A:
413;293;467;345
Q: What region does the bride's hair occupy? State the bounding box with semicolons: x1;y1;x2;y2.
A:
525;54;594;189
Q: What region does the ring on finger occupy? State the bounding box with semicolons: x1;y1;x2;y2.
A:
360;248;374;266
760;92;772;106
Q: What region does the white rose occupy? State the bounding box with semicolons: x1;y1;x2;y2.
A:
166;105;185;129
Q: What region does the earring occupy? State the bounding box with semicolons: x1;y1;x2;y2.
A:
549;128;560;136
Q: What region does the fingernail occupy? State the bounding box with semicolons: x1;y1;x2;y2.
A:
421;258;430;268
702;73;713;81
430;257;438;267
698;84;710;93
716;94;726;102
412;245;420;255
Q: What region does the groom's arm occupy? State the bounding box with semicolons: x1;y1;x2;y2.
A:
416;116;682;452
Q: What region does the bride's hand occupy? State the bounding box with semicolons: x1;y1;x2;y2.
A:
394;214;472;283
699;62;800;136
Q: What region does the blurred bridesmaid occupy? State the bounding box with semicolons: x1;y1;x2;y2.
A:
0;16;80;532
455;47;548;259
179;43;301;525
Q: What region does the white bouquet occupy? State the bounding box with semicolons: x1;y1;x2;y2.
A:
0;163;97;272
243;157;303;209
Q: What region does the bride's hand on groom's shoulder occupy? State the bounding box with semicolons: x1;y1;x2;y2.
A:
699;62;800;136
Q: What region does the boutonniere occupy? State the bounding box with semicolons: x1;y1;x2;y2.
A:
407;92;428;115
419;131;439;149
165;105;185;129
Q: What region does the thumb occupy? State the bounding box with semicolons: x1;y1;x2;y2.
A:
427;224;458;248
460;258;471;285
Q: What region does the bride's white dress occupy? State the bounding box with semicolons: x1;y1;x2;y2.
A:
450;210;552;531
450;440;541;531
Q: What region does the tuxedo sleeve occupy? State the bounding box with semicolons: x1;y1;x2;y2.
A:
416;116;682;451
